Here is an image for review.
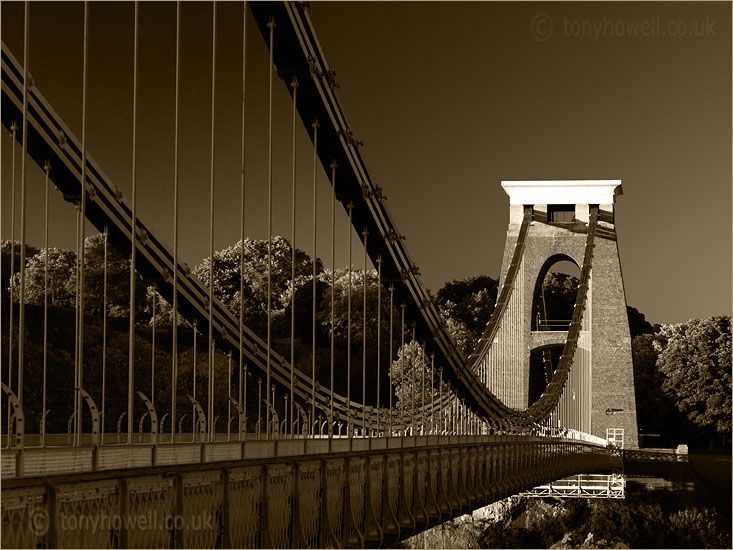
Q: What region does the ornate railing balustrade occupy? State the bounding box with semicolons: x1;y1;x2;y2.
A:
0;429;609;481
1;435;618;548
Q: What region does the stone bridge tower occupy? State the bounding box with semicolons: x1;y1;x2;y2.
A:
492;180;639;449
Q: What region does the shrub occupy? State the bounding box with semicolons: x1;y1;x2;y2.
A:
481;524;544;549
668;508;731;549
587;500;637;545
632;503;667;548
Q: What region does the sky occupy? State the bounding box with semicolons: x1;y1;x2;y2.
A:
1;1;731;326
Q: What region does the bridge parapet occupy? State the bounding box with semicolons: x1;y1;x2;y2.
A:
1;436;617;548
0;431;609;481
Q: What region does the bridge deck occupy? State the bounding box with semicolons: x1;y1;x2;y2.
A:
1;433;607;480
2;435;618;548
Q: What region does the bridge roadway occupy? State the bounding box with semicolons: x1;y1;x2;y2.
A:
1;434;618;548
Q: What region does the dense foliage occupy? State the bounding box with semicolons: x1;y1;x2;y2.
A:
476;492;731;549
631;333;692;446
434;276;498;355
3;236;730;450
655;317;732;438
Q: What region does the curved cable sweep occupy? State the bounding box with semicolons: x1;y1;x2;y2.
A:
0;17;598;434
376;202;596;431
0;44;371;430
442;206;598;430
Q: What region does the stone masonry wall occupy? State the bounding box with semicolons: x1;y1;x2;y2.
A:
493;212;639;448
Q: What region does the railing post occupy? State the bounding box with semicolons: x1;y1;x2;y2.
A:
436;449;451;520
172;473;184;548
344;457;364;547
459;446;469;508
292;462;307;548
364;455;383;545
425;450;441;526
478;445;489;503
261;464;273;549
319;459;338;548
485;444;494;503
222;468;232;548
382;454;399;542
500;443;508;498
15;448;23;477
398;451;416;538
119;477;130;548
92;444;99;472
413;451;428;529
47;483;58;549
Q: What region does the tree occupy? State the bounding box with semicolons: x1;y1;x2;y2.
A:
317;267;399;408
390;340;435;411
627;305;655;339
435;275;498;354
632;333;694;446
389;339;459;434
539;272;578;324
318;268;382;348
192;237;318;340
9;235;147;318
669;507;731;549
9;247;77;307
82;233;146;318
1;240;40;303
439;309;473;357
655;316;731;441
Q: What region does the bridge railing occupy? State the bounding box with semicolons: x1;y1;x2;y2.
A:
535;319;573;331
1;422;612;478
1;435;618;548
4;433;609;480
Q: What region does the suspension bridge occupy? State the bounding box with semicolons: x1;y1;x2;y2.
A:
2;1;637;547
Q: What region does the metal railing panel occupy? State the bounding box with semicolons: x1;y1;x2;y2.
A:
243;441;276;459
203;442;242;463
1;451;17;478
23;447;93;476
97;446;152;471
155;444;201;466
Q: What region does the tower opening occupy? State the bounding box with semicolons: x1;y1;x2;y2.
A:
528;345;564;406
547;204;575;223
532;256;580;331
